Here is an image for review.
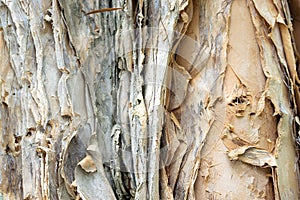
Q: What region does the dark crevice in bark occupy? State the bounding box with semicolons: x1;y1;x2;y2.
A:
289;0;300;54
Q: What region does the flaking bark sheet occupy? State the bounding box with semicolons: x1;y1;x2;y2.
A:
0;0;300;199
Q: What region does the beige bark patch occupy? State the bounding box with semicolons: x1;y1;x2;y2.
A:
78;155;97;173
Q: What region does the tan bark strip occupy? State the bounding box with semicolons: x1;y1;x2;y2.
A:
278;0;300;117
254;0;300;114
249;1;300;198
195;0;275;199
0;26;23;198
175;0;231;199
289;0;300;53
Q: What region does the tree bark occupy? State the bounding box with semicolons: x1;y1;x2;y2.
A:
0;0;299;199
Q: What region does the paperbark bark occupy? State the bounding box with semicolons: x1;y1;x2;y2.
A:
0;0;299;199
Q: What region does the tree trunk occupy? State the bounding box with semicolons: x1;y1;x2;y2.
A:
0;0;299;199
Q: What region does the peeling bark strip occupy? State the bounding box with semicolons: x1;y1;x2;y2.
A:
0;0;300;199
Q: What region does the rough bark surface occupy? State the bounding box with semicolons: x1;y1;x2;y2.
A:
0;0;300;199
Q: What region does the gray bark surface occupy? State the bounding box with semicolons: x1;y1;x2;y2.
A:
0;0;300;199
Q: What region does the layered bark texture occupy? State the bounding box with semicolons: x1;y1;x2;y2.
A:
0;0;300;199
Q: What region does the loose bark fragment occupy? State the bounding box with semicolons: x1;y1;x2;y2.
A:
85;8;123;15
